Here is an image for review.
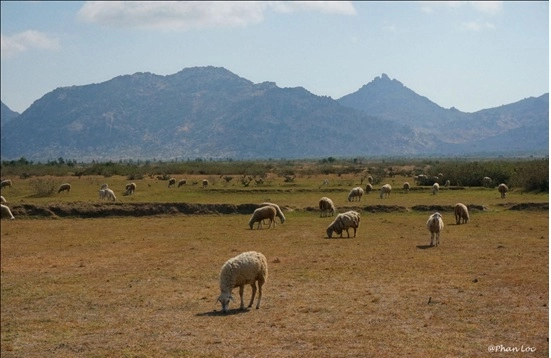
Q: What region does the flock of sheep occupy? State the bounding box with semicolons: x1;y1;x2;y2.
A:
0;175;511;314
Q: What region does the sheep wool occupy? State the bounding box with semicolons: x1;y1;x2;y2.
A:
454;203;469;224
58;183;71;194
347;187;364;202
248;206;277;229
498;183;508;198
217;251;268;313
426;212;444;247
379;184;392;199
1;204;15;220
326;211;361;238
319;197;336;218
258;202;286;224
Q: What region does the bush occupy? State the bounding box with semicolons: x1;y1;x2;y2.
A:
29;178;57;197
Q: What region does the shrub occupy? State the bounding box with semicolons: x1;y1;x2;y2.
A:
29;178;57;197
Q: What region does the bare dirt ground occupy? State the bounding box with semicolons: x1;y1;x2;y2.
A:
1;205;548;357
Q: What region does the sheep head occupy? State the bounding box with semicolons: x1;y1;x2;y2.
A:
217;293;235;313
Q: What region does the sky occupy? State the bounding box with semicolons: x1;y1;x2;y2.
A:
1;1;549;114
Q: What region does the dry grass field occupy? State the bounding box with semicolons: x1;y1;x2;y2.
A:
1;174;548;357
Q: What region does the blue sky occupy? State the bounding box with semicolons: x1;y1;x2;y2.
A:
1;1;548;114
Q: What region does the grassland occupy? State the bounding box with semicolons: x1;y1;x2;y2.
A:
1;172;548;357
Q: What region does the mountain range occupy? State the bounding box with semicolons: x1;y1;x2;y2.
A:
1;66;548;161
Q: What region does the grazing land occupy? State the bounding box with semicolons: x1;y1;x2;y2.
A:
1;163;548;357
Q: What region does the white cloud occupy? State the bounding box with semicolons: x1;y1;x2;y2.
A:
1;30;60;59
419;1;502;15
461;21;496;32
77;1;356;31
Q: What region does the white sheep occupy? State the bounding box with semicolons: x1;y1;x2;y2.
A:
432;182;440;195
168;178;176;188
498;183;508;198
102;188;117;201
0;195;6;203
258;202;286;224
178;179;187;187
58;183;71;194
1;204;15;220
202;179;209;188
100;183;108;190
217;251;268;313
426;212;444;247
319;197;336;217
444;180;451;187
1;179;13;189
365;183;373;194
125;182;136;195
379;184;392;199
98;189;106;200
403;182;410;193
248;206;277;229
454;203;469;224
326;211;361;238
347;187;364;202
483;177;493;188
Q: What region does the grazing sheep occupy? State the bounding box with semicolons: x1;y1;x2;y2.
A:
1;179;13;189
426;212;444;247
1;204;15;220
248;206;277;229
403;182;410;193
168;178;176;188
444;180;451;187
347;187;364;202
367;175;373;184
319;179;329;188
217;251;268;313
178;179;187;187
102;188;117;201
432;183;440;195
498;183;508;198
58;183;71;194
483;177;493;188
202;179;209;188
319;197;336;217
365;183;373;194
454;203;469;224
326;211;361;238
1;195;7;203
258;202;286;224
379;184;392;199
125;182;136;195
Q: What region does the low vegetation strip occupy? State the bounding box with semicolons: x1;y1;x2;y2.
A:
8;201;547;218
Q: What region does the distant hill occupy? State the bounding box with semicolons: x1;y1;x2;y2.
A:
1;101;19;128
0;67;547;161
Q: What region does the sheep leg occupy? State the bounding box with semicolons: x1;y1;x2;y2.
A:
239;285;245;310
353;227;357;238
248;282;257;308
256;279;264;309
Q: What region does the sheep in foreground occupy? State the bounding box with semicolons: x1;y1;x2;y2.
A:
125;182;136;195
347;187;364;202
58;183;71;194
178;179;187;187
326;211;361;238
454;203;469;224
1;204;15;220
426;212;444;247
432;183;440;195
379;184;391;199
258;202;286;224
217;251;268;313
319;197;336;217
403;182;410;193
168;178;176;188
248;206;277;229
1;179;13;189
498;183;508;198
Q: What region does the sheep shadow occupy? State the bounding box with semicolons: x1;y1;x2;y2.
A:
196;309;251;317
416;244;435;250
